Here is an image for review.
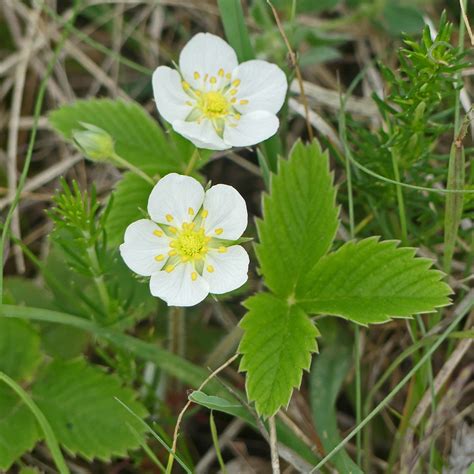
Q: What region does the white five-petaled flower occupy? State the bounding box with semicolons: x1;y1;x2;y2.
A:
152;32;288;150
120;173;249;307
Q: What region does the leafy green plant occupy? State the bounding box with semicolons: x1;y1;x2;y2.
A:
239;140;451;417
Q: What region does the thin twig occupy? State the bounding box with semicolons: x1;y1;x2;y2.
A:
267;0;314;141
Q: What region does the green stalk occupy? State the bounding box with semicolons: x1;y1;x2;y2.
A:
391;150;408;243
111;152;155;185
0;0;79;299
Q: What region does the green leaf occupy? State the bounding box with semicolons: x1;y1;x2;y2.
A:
105;172;153;247
382;4;424;36
0;318;41;381
32;358;148;461
310;321;362;474
238;293;319;417
0;384;40;470
297;237;452;324
49;99;187;175
256;140;339;297
218;0;254;62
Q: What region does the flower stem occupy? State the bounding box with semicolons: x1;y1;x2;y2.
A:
390;150;408;244
111;152;155;185
184;148;201;175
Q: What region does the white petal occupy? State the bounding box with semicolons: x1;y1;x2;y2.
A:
223;111;279;147
232;60;287;114
172;119;229;151
179;33;238;88
152;66;191;124
203;246;249;294
150;263;209;307
120;219;170;276
147;173;205;226
203;184;247;240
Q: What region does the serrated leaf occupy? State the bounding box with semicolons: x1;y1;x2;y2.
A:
49;99;187;174
297;237;452;324
238;293;319;417
32;358;147;461
0;384;40;470
0;319;41;381
256;140;339;297
105;172;153;247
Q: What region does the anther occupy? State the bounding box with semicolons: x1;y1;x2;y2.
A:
188;207;195;216
169;227;177;234
225;73;231;79
230;89;238;96
165;265;174;273
215;228;223;235
185;101;193;106
169;250;177;256
207;265;215;273
153;230;163;237
201;210;209;218
218;68;224;77
194;71;200;80
218;246;227;253
182;81;190;90
239;99;249;105
155;254;164;261
210;76;217;84
166;214;174;222
191;271;198;281
232;79;241;87
231;98;237;104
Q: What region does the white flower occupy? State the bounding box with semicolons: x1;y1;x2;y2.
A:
120;173;250;307
152;32;288;151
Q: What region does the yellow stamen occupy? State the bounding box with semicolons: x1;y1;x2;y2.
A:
218;246;227;253
210;76;217;84
188;207;195;216
215;228;223;235
230;89;238;96
218;68;224;77
169;227;177;234
194;71;200;80
231;98;237;104
191;271;198;281
239;99;249;105
169;250;177;256
165;265;174;273
153;230;163;237
234;113;241;120
166;214;174;222
182;81;190;90
225;73;231;79
185;101;193;106
155;254;164;261
202;210;208;218
232;79;241;87
204;73;208;82
207;265;214;273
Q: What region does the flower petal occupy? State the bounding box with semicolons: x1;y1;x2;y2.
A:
152;66;191;124
172;119;229;151
203;246;249;294
232;60;287;114
148;173;205;226
203;184;247;240
120;219;170;276
179;33;238;88
150;264;209;307
223;111;279;147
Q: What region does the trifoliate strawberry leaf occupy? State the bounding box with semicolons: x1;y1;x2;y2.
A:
32;358;147;461
256;140;339;297
0;318;41;381
296;237;452;324
238;293;319;417
0;384;40;470
49;99;188;175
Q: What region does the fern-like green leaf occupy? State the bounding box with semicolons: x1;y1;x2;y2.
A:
297;237;452;324
0;384;39;470
239;293;319;417
256;140;339;297
49;99;187;174
32;359;147;461
0;319;41;380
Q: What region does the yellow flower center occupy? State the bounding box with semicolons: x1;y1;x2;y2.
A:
171;223;210;261
199;91;229;118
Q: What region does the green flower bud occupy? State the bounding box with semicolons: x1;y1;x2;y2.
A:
72;122;115;161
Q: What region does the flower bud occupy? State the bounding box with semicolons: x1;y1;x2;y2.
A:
73;122;115;161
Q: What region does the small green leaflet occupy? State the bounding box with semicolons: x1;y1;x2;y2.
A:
239;293;318;417
297;237;452;325
256;140;339;297
239;140;452;417
32;358;148;461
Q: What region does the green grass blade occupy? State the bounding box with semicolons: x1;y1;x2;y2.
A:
0;372;69;474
